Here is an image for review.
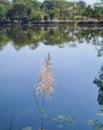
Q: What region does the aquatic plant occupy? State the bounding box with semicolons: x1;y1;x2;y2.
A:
49;114;74;128
9;114;14;130
34;53;55;130
88;119;103;130
22;126;32;130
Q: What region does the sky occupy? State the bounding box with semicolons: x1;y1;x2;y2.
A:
69;0;98;5
38;0;98;5
72;0;98;5
9;0;99;5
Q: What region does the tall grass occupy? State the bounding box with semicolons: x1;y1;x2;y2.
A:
34;53;55;130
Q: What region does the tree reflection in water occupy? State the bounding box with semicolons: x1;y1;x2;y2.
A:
94;65;103;116
1;25;103;129
0;26;103;56
88;65;103;130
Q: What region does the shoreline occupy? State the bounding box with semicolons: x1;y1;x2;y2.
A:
0;19;103;26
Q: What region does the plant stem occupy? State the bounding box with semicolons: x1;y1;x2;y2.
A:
9;114;14;130
34;92;45;129
34;93;41;118
40;91;45;130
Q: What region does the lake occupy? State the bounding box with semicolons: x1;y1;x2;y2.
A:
0;25;103;130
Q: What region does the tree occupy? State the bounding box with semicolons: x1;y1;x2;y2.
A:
74;1;86;20
0;3;7;18
83;5;93;18
94;0;103;20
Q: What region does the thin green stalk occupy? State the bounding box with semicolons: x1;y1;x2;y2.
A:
42;91;45;116
9;114;14;130
34;93;41;117
40;91;45;130
34;91;45;130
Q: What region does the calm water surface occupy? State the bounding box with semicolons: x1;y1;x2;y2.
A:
0;26;103;130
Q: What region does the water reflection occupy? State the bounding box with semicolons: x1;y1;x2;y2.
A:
86;64;103;129
0;26;103;55
88;64;103;130
1;25;103;129
94;65;103;116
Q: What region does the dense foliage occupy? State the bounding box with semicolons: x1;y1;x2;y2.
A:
0;0;103;24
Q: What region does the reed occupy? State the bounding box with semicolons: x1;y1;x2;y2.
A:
34;53;55;130
9;114;14;130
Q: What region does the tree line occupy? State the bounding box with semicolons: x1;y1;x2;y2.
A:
0;0;103;24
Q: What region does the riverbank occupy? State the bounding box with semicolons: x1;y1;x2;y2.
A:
0;19;103;26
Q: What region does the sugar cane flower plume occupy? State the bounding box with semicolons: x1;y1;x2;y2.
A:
35;53;55;98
